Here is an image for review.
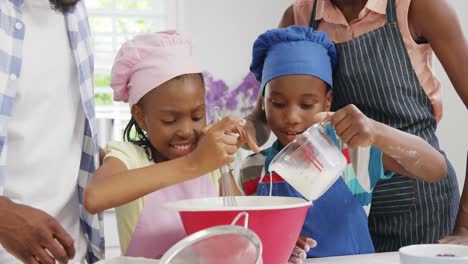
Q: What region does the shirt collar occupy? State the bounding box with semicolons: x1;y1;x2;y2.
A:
366;0;387;15
316;0;387;25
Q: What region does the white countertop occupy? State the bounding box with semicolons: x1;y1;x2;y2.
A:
304;252;399;263
98;252;400;264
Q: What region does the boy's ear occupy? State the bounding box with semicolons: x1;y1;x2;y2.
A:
325;90;333;112
131;104;146;131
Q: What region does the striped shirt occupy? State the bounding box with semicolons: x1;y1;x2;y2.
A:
0;0;104;262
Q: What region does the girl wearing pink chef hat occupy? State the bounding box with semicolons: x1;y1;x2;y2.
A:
83;31;259;258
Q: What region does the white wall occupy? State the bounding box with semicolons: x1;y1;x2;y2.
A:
176;0;292;86
177;0;467;192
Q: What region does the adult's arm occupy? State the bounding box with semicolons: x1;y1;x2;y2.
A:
411;0;468;239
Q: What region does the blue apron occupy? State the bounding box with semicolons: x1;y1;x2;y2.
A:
258;140;375;257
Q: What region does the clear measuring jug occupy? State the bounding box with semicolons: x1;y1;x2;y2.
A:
268;123;347;201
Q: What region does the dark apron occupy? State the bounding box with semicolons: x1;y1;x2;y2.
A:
309;0;459;252
257;140;375;257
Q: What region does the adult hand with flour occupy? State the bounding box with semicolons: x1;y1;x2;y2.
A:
312;105;448;183
439;227;468;245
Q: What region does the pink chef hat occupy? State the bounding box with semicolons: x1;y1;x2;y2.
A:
110;30;202;106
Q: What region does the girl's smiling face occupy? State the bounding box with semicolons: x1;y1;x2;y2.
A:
264;74;332;146
132;74;206;162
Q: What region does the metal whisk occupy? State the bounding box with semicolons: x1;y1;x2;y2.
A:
212;106;237;207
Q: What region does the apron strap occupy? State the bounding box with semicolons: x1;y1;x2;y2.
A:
386;0;398;23
308;0;319;29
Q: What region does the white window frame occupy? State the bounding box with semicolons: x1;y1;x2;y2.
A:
87;0;178;145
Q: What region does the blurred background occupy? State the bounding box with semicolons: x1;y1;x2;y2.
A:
87;0;468;256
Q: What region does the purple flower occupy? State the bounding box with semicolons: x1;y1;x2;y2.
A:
203;71;260;122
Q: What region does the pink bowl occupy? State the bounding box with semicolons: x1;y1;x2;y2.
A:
164;196;311;264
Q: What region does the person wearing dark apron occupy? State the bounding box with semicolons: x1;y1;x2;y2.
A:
306;0;460;251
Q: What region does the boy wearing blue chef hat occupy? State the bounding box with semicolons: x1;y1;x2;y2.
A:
240;26;447;263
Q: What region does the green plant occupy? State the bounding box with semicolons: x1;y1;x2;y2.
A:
95;93;113;106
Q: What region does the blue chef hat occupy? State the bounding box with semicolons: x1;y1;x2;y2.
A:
250;26;337;94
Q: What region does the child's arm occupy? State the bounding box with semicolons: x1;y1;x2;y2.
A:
330;105;447;183
84;116;249;214
85;155;205;214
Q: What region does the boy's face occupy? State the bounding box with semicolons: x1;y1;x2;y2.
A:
132;75;206;162
263;74;332;147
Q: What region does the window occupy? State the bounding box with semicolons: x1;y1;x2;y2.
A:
87;1;177;256
88;0;175;145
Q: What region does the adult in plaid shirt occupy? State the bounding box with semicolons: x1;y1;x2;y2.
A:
0;0;104;263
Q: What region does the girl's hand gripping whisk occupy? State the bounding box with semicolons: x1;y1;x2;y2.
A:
212;107;241;206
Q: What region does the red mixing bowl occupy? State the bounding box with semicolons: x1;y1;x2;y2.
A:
164;196;311;264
